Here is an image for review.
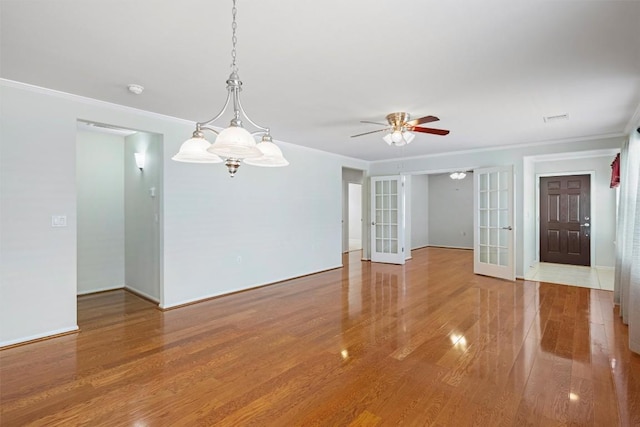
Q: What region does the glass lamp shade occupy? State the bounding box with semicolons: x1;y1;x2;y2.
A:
172;136;222;163
383;131;414;146
208;125;262;159
391;130;403;144
244;140;289;167
403;131;415;145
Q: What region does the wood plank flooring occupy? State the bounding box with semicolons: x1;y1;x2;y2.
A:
1;247;639;426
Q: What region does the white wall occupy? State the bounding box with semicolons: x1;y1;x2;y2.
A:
76;130;125;294
348;183;362;242
428;173;473;249
0;80;369;346
124;132;161;301
410;174;429;249
370;135;624;277
1;83;79;346
534;155;617;267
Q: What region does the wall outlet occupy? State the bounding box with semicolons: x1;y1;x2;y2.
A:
51;215;67;227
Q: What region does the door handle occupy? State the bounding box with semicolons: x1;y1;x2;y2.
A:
501;226;513;230
581;223;590;227
371;221;376;226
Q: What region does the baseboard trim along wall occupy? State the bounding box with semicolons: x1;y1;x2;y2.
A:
0;326;79;349
125;286;160;304
160;264;344;310
77;285;125;296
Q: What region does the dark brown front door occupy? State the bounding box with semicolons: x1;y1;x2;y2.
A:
540;175;590;266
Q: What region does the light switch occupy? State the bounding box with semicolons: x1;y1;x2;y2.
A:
51;215;67;227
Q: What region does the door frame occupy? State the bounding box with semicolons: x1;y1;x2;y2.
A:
535;171;595;267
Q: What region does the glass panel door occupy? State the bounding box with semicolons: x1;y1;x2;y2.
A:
474;166;515;280
370;176;405;265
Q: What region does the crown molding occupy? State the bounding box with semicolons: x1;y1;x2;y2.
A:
1;78;194;126
624;102;640;134
369;132;625;164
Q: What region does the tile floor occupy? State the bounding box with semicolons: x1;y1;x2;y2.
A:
524;262;614;291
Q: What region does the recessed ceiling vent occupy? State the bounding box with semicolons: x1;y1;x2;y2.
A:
543;113;569;123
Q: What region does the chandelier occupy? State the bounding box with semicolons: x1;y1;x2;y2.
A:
172;0;288;177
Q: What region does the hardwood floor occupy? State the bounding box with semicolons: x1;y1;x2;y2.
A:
1;247;639;426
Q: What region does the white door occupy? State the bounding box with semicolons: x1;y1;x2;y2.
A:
371;176;405;264
474;166;515;280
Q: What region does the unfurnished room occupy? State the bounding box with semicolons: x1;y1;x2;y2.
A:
1;1;639;425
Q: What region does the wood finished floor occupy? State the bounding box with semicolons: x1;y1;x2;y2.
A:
1;248;639;426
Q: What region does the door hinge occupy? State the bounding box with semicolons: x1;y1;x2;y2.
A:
402;247;404;252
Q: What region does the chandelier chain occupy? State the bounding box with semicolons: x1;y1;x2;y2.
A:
231;0;238;72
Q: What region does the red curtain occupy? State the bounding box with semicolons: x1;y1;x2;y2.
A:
610;153;620;188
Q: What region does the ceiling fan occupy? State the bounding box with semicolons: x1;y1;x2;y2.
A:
351;112;450;146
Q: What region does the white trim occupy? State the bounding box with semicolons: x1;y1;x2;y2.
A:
535;171;596;267
77;285;124;296
427;245;473;250
159;265;343;309
527;148;620;162
624;102;640;134
1;78;368;164
125;286;160;303
0;326;79;348
368;133;625;164
1;78;194;126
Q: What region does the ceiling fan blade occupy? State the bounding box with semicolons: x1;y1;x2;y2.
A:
406;115;439;126
411;127;450;136
351;128;391;138
360;120;388;126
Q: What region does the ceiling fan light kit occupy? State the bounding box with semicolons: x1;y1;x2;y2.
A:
351;112;449;147
382;130;415;146
171;0;288;177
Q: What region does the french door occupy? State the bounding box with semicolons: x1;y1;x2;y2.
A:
474;166;515;281
370;176;405;264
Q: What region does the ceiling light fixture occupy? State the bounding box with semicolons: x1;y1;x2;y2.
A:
171;0;288;177
127;84;144;95
383;130;415;147
450;171;466;180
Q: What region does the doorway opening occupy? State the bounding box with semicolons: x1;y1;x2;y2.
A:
348;183;362;252
342;167;365;258
76;120;163;313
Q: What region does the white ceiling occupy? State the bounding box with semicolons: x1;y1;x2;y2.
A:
2;0;639;161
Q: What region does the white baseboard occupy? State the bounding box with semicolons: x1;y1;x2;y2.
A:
77;284;124;295
428;245;473;250
125;286;160;303
160;264;343;310
0;325;79;348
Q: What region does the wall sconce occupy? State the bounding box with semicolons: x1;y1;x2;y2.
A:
134;152;146;170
